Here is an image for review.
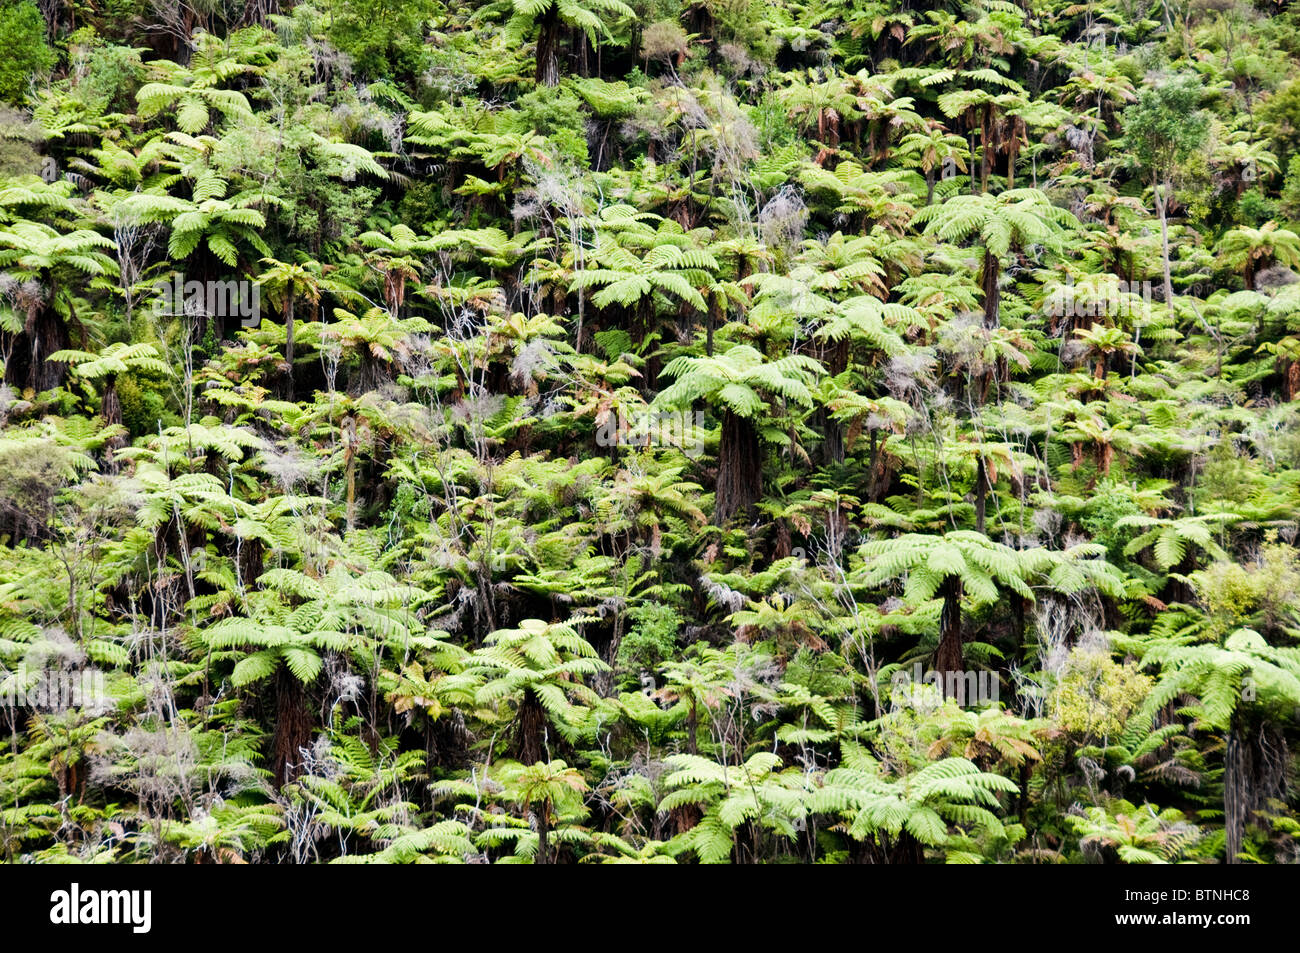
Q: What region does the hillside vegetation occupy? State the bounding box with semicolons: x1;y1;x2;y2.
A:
1;0;1299;864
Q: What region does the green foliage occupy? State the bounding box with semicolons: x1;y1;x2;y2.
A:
324;0;439;80
1190;539;1300;638
0;2;54;105
1121;72;1210;188
514;87;590;165
0;0;1297;869
1066;799;1205;864
615;601;680;685
1048;648;1153;741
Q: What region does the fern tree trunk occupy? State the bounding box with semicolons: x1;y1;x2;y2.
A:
536;797;552;864
32;303;70;392
935;574;964;693
238;535;264;591
425;711;468;776
353;352;392;395
714;410;762;525
636;297;661;389
271;666;313;789
817;338;849;466
706;289;721;357
240;0;280;27
101;372;125;471
732;819;760;864
978;249;1003;402
283;294;295;400
853;829;925;863
536;2;562;87
1225;719;1247;865
890;830;925;863
1005;121;1022;189
516;687;547;765
979;103;993;193
190;246;225;342
866;429;889;502
980;248;1001;330
1224;715;1288;864
101;373;122;430
6;295;70;394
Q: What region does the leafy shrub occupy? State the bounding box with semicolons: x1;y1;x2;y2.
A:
0;1;55;105
1049;649;1152;740
117;374;175;438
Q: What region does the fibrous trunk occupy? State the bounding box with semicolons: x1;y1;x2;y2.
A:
853;829;926;864
537;800;552;864
714;410;762;525
516;688;547;765
1225;717;1288;863
6;304;70;394
283;295;295;400
271;665;313;789
935;574;964;692
981;248;1001;330
101;375;124;470
536;3;561;87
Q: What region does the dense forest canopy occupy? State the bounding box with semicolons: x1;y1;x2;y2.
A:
0;0;1298;865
